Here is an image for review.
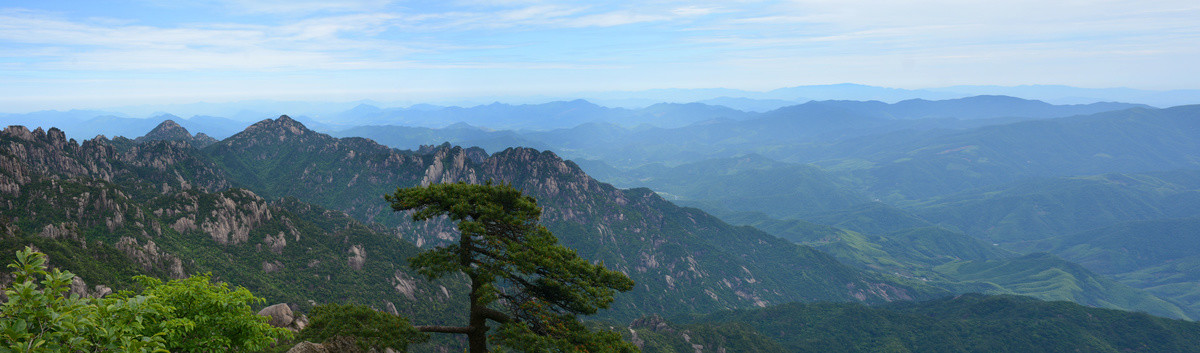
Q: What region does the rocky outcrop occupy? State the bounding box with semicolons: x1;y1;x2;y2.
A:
115;236;186;279
390;271;417;300
261;231;287;254
38;222;79;241
348;244;366;271
69;276;113;299
199;189;272;245
262;260;284;273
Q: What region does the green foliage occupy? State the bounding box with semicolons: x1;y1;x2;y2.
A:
494;317;636;353
387;182;637;352
0;247;168;353
0;247;290;352
298;303;427;352
127;274;292;352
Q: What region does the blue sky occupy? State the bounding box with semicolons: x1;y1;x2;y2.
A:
1;0;1198;111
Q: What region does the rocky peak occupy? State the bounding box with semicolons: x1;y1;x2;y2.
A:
46;127;69;147
136;120;217;148
237;115;311;140
138;120;192;142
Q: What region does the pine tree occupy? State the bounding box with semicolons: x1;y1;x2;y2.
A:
386;182;637;353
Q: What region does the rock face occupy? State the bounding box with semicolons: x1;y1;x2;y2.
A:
115;237;186;279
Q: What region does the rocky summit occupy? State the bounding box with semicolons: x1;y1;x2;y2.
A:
135;119;218;148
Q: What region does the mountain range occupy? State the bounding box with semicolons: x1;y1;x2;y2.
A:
3;91;1200;351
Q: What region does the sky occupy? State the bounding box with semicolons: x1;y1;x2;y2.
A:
1;0;1198;112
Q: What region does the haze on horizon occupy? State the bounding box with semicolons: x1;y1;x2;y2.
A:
1;0;1198;112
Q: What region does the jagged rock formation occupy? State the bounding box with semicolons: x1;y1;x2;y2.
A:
0;122;468;324
0;125;230;194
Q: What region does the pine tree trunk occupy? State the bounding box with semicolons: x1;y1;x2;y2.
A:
467;266;490;353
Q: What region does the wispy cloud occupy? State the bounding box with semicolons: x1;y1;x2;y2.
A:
210;0;396;15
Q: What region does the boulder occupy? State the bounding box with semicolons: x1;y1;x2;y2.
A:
258;303;294;328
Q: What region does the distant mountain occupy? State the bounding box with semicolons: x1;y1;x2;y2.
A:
711;208;1189;319
503;96;1150;168
787;105;1200;199
581;83;1200;107
910;171;1200;243
634;294;1200;353
597;154;868;219
930;85;1200;108
1022;217;1200;315
135;119;218;148
798;202;937;235
864;95;1148;120
327;100;752;130
330;123;548;152
0;109;125;132
763;83;962;102
934;253;1189;319
695;97;802;112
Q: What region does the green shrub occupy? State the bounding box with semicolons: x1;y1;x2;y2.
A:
298;303;427;352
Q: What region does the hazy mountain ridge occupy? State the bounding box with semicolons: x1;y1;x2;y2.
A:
328;100;753;130
787;105;1200;200
910;171;1200;243
633;294;1200;353
705;208;1193;319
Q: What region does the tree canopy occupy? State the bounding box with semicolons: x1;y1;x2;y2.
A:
386;182;636;352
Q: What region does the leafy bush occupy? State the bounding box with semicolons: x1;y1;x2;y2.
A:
127;274;292;352
0;247;291;352
298;303;427;352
